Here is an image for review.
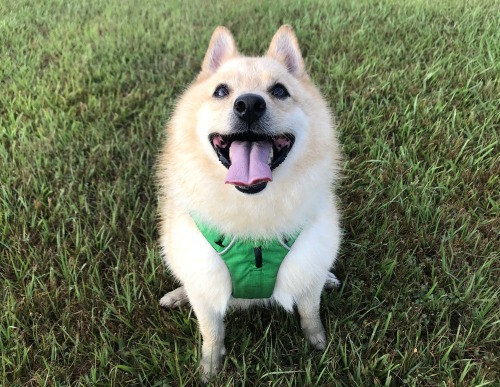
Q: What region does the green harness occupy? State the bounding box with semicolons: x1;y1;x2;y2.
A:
193;217;301;299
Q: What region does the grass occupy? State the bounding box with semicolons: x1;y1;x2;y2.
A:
1;0;498;385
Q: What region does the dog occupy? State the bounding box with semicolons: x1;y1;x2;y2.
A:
157;25;342;381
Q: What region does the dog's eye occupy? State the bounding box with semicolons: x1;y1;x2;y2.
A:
213;84;230;98
269;83;290;99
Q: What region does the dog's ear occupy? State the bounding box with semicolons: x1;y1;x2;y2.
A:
267;25;305;76
201;27;239;74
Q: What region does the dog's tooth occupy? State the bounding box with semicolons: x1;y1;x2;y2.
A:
268;146;274;164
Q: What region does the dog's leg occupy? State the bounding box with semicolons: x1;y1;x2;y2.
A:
191;302;226;383
296;288;327;350
160;285;227;382
159;286;189;308
324;272;340;290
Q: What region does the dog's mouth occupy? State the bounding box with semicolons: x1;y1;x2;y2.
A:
209;132;295;194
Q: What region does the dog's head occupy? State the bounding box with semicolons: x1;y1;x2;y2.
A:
169;25;336;206
196;26;307;194
199;26;304;194
170;25;334;196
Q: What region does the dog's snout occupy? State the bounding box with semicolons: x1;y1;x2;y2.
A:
233;94;266;124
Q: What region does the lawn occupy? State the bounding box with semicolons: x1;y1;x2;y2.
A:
1;0;498;385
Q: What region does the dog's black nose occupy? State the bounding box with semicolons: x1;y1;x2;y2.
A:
233;94;266;124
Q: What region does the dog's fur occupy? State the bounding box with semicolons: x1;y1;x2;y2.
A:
157;25;341;381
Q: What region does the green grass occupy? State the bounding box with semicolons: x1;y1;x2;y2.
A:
1;0;499;385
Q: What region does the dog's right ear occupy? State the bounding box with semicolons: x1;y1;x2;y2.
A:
267;25;305;76
201;27;239;75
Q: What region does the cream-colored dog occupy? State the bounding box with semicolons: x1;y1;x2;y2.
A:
157;25;341;381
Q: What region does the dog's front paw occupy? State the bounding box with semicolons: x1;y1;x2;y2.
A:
306;329;327;350
159;286;189;308
301;319;327;350
200;365;215;384
199;353;224;383
200;362;219;383
324;272;341;290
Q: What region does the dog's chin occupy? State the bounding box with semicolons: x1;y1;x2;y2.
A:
234;182;268;194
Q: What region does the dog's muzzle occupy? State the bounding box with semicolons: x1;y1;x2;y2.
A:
209;132;295;194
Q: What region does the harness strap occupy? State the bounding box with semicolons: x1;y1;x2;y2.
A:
192;216;301;299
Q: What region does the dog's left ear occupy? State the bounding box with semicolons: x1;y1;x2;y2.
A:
201;26;239;75
267;25;305;76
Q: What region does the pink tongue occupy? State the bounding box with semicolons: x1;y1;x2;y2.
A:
225;141;272;186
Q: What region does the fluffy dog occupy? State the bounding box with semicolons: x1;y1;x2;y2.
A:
157;25;341;381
